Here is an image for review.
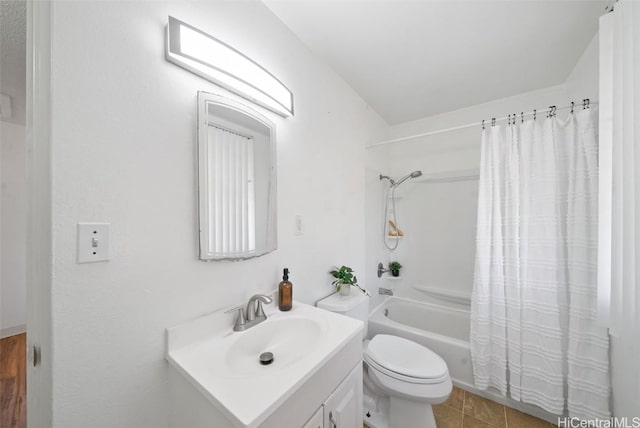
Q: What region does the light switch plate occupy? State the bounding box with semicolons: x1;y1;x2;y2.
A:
77;223;110;263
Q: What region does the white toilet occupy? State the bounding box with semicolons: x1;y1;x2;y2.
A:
317;292;452;428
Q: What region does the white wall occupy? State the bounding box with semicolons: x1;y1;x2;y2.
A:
575;28;636;419
566;34;599;102
0;120;26;336
49;2;384;427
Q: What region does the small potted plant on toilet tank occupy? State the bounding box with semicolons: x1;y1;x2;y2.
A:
329;266;370;296
389;261;402;277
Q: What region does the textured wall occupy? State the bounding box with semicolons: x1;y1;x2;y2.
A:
50;2;384;426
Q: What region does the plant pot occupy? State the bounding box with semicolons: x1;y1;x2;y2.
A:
339;283;351;296
391;269;400;277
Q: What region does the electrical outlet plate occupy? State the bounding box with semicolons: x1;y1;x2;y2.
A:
77;223;110;263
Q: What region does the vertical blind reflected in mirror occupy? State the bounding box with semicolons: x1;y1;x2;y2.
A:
208;126;256;254
198;92;277;260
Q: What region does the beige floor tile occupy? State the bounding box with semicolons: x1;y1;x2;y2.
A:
434;404;464;428
463;415;494;428
463;392;506;427
443;386;465;411
505;407;554;428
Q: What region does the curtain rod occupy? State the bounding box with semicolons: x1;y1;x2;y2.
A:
367;99;598;149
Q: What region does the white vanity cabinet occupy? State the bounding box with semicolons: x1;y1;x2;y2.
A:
167;302;364;428
303;408;323;428
323;364;363;428
302;363;363;428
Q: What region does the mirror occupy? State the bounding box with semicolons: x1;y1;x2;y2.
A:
197;92;277;260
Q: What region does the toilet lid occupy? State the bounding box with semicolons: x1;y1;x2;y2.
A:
365;335;448;381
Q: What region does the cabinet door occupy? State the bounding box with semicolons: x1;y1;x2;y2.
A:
303;406;324;428
323;364;363;428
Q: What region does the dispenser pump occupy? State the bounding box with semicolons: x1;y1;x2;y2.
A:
279;268;292;311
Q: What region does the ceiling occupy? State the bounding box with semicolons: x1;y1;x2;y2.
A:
0;0;26;125
265;0;606;125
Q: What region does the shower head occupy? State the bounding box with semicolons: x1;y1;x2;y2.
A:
392;170;423;187
379;170;422;187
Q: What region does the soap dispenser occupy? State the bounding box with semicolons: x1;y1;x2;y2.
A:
279;268;292;311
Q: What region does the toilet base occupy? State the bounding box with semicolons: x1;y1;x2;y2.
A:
362;396;437;428
363;365;439;428
363;405;389;428
363;385;389;428
389;396;436;428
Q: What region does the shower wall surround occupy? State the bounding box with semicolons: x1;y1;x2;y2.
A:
48;2;384;427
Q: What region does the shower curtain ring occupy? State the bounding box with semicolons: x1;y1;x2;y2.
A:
492;118;496;127
482;119;485;130
533;109;536;120
521;112;524;123
570;102;575;114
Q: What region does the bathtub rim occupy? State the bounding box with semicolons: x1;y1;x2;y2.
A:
369;296;471;346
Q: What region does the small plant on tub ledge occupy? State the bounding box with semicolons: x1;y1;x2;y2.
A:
388;261;402;277
329;266;370;297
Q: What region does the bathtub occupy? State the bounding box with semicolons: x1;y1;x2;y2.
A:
368;296;558;424
368;296;473;386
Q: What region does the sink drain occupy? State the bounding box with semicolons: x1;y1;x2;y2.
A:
259;352;274;365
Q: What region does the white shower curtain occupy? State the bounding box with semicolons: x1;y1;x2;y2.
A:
470;109;610;420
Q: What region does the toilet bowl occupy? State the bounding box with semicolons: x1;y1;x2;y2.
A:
317;293;452;428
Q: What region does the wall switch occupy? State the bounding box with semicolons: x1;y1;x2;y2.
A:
77;223;110;263
295;215;304;236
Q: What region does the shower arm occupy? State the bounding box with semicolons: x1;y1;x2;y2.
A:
379;174;396;186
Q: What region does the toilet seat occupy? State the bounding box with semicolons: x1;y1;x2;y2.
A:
364;335;449;384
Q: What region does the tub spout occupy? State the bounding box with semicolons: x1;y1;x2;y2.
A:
379;288;393;296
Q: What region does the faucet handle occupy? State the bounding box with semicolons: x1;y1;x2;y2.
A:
225;305;246;330
255;301;267;319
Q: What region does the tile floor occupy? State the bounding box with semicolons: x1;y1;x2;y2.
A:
432;387;555;428
363;386;555;428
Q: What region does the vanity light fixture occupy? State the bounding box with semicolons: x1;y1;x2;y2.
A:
166;16;294;117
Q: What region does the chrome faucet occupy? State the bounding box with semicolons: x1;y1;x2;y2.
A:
225;294;273;332
379;287;394;296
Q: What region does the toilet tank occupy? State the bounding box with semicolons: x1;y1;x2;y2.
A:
317;292;370;337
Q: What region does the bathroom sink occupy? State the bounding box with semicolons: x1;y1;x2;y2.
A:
166;301;363;428
224;317;323;376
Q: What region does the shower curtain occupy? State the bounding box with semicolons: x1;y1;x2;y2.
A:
470;109;610;420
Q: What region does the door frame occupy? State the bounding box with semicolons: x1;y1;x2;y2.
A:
26;0;53;425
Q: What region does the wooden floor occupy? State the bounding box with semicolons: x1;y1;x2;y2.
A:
0;333;26;428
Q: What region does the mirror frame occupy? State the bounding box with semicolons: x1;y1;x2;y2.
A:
197;91;278;260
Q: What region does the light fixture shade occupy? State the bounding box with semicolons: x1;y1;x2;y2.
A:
166;16;294;117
